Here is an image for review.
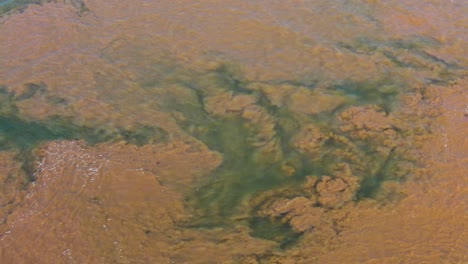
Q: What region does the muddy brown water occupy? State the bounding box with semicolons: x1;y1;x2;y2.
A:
0;0;466;263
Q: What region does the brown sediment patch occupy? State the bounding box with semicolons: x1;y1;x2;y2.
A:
292;124;327;159
0;140;277;263
0;0;461;136
0;0;407;108
316;175;359;210
286;87;346;116
204;91;258;117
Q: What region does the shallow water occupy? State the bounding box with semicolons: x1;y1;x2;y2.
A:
0;0;466;263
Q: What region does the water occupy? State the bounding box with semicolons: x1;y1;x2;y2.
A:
0;0;14;7
0;0;466;263
0;0;45;14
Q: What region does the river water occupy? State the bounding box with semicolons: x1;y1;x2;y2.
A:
0;1;466;263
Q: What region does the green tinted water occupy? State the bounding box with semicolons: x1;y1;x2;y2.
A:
1;34;458;245
0;0;46;16
132;61;425;244
0;85;167;154
154;48;463;243
0;0;88;17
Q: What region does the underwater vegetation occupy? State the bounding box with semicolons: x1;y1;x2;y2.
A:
0;84;167;152
0;0;88;17
0;33;452;246
0;83;168;188
132;60;434;245
0;0;48;16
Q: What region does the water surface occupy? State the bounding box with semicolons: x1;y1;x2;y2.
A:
0;0;466;263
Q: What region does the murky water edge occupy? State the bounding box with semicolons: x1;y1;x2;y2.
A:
0;0;466;263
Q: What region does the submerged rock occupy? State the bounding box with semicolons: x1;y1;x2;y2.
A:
292;124;328;160
316;176;358;209
339;105;395;133
287;87;346;115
